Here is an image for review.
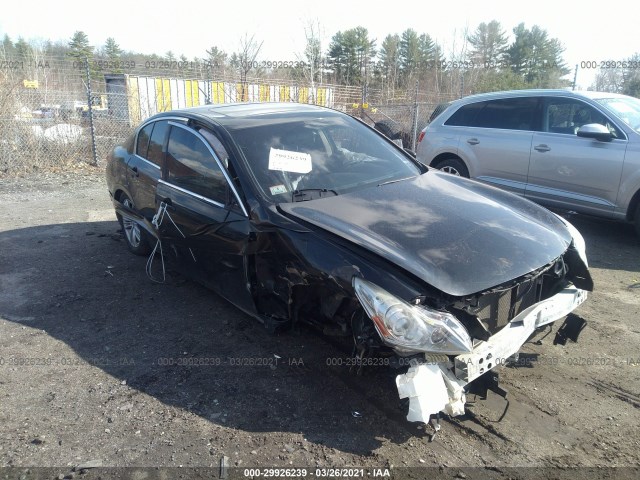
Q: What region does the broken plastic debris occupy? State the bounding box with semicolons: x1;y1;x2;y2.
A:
220;455;230;479
396;364;448;423
74;460;103;470
351;411;362;418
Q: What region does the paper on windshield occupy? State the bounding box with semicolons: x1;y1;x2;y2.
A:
268;148;312;174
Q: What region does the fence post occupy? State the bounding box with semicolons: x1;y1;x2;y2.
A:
411;80;419;151
84;57;98;166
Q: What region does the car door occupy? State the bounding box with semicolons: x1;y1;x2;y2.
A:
453;97;539;195
126;119;170;220
156;122;256;314
526;97;627;217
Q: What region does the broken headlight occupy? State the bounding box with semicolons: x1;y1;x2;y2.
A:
353;278;472;355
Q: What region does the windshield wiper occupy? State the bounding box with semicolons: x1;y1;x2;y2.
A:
378;176;415;187
292;188;338;202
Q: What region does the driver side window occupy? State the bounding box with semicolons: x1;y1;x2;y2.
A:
166;126;227;204
545;99;621;138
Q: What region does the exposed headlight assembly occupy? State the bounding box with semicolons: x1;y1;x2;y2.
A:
353;277;472;355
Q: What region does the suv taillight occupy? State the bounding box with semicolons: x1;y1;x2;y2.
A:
417;131;425;143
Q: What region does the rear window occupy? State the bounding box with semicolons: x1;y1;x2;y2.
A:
445;102;484;127
445;97;540;131
429;102;451;123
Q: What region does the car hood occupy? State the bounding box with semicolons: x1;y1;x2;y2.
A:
278;171;573;297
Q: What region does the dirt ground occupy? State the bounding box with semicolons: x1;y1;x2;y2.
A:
1;169;639;480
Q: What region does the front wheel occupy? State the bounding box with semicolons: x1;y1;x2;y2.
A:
118;194;152;256
435;157;469;178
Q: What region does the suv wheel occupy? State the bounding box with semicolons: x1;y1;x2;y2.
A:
435;157;469;178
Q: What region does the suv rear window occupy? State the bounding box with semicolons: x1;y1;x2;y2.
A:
445;102;484;127
429;102;451;123
445;97;540;131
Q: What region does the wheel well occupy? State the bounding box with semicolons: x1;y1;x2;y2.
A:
114;189;124;202
626;189;640;221
431;153;463;168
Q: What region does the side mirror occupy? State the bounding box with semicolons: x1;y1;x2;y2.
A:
577;123;613;142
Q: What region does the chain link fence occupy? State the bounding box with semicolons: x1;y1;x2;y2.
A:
363;101;456;150
1;54;458;175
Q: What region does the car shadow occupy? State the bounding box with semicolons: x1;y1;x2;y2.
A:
0;220;417;456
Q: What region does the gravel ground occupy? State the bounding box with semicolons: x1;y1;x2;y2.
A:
0;169;639;480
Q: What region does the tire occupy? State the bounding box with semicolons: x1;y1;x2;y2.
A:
634;204;640;238
374;120;401;139
375;120;413;149
118;194;152;256
435;157;470;178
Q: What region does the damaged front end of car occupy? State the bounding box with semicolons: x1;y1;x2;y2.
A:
352;225;592;425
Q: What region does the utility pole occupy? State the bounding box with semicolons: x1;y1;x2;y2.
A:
572;64;578;90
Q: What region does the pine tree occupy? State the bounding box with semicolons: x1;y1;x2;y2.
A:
507;23;570;88
327;27;375;85
378;34;401;93
104;37;123;60
467;20;508;68
67;31;93;62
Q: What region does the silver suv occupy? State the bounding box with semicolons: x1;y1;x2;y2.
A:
416;89;640;234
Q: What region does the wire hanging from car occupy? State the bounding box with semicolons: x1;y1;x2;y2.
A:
145;201;196;284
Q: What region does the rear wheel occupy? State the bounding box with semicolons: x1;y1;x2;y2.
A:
634;204;640;238
435;157;469;178
118;194;152;256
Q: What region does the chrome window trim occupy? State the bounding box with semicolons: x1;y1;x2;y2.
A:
166;121;249;217
158;179;226;209
132;154;161;170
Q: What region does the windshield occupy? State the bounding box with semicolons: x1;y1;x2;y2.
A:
228;114;422;202
595;96;640;133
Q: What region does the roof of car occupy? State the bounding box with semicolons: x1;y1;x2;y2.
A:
171;102;337;119
454;89;630;104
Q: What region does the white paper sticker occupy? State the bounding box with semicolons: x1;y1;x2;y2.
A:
269;184;288;195
268;148;312;174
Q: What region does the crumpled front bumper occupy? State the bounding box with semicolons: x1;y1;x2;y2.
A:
396;286;588;423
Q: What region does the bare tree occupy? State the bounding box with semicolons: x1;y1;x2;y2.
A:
297;19;325;89
447;26;470;97
231;33;263;88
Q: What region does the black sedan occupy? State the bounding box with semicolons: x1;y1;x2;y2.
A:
106;102;593;424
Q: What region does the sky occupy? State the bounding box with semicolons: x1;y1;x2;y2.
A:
1;0;637;90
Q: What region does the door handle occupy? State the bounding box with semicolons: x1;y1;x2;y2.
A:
129;165;139;176
467;138;480;145
534;144;551;153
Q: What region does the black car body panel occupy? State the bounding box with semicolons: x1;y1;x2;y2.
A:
280;171;572;297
